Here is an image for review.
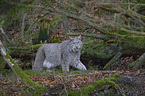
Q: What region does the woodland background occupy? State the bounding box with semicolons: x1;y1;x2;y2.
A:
0;0;145;96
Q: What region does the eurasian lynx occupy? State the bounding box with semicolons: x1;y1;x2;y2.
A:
32;36;87;72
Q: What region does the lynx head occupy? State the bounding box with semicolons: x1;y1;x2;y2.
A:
69;35;83;53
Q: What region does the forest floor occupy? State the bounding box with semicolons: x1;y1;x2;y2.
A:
0;69;145;96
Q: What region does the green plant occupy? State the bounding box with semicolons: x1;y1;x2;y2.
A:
38;22;49;43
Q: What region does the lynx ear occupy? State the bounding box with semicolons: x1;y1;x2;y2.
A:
78;35;81;40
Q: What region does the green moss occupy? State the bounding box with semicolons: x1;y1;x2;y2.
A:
23;44;43;51
129;57;140;68
68;90;81;96
69;71;84;74
120;35;145;50
5;52;46;94
106;39;116;43
85;85;95;91
24;70;43;75
68;74;121;96
82;40;118;59
53;39;61;43
104;52;122;70
9;44;44;57
113;73;120;78
118;29;129;35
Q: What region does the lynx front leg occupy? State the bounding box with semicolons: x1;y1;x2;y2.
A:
71;59;87;70
61;58;71;71
61;64;69;71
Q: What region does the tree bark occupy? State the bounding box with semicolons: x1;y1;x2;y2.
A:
104;52;122;70
0;40;45;93
129;53;145;71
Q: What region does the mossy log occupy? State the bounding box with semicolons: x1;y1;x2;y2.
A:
68;74;125;96
0;41;46;94
119;35;145;53
67;33;110;41
82;35;145;70
129;53;145;71
104;52;122;70
82;35;145;60
9;44;43;57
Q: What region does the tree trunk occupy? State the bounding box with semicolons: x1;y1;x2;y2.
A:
129;53;145;71
104;52;122;70
0;41;46;94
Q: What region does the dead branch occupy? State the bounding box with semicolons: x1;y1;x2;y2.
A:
0;27;12;44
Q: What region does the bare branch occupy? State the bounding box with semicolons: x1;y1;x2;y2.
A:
0;27;12;44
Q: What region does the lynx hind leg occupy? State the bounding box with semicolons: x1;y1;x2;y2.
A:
72;60;87;70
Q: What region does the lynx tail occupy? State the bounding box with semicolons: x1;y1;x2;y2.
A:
32;46;45;72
